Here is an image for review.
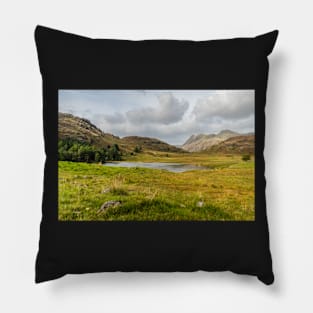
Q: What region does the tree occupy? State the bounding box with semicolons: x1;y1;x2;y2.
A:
111;144;121;161
58;139;121;163
95;151;101;163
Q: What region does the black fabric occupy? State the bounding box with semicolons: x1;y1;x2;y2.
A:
35;25;278;284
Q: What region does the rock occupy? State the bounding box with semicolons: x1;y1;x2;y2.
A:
196;201;204;208
97;200;121;213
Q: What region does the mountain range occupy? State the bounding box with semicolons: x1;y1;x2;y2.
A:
181;130;254;153
59;112;254;154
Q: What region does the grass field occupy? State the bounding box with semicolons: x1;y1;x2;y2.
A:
58;152;255;221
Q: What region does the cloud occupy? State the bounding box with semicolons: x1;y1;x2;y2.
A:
126;93;189;125
100;112;126;124
92;117;201;144
192;91;254;121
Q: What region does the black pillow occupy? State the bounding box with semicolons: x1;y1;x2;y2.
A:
35;25;278;284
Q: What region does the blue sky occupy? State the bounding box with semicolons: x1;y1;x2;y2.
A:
59;90;254;145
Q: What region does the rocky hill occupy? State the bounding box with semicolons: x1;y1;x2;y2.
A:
182;130;239;152
58;112;183;153
208;135;255;154
121;136;183;153
59;112;121;148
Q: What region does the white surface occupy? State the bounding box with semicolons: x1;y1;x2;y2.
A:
1;1;312;312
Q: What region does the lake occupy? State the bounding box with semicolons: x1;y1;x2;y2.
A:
103;161;207;173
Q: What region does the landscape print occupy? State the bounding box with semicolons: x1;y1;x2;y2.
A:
58;90;255;221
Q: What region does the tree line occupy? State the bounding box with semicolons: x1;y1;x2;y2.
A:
58;139;122;163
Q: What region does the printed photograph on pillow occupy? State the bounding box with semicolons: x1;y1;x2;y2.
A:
58;89;255;221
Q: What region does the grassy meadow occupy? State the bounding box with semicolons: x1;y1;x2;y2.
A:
58;152;255;221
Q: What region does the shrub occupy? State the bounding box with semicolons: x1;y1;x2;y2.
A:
242;154;251;161
134;145;142;153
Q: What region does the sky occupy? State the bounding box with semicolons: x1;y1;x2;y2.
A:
59;90;254;145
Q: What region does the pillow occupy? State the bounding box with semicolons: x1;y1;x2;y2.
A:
35;25;278;285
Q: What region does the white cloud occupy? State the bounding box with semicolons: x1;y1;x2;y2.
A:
100;112;126;124
126;93;189;125
193;90;254;121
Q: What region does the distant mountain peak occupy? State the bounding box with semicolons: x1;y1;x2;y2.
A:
209;135;255;154
218;129;238;135
182;129;252;152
